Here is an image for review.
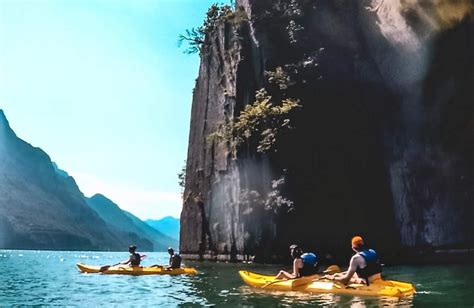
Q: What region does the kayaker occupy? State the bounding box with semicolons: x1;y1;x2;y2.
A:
275;244;318;279
120;245;141;267
167;247;182;269
327;236;382;285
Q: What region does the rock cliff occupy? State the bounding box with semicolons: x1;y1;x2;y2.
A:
180;0;474;262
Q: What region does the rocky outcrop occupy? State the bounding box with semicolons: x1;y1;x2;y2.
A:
180;0;474;262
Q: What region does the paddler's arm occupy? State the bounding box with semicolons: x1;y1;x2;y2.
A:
290;258;303;279
119;257;131;265
333;255;360;285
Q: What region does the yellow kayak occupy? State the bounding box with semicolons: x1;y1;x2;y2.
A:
77;263;198;275
239;271;415;297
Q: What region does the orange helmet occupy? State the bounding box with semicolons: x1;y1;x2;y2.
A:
351;236;364;249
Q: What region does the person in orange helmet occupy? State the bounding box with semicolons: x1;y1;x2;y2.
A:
326;236;382;285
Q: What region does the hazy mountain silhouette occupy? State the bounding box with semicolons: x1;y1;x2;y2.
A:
86;194;178;251
0;109;173;251
145;216;180;241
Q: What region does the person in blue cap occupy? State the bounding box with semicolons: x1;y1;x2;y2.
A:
275;244;318;279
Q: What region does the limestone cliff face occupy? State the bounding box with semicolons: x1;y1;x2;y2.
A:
180;0;474;262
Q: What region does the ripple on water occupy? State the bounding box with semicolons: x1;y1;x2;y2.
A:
1;251;473;306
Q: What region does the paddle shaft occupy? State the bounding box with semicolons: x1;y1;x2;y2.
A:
262;277;298;289
262;265;341;289
99;263;121;272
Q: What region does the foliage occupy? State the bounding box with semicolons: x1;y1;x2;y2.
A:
202;3;234;32
178;28;206;54
179;3;236;54
208;88;300;152
265;66;291;90
178;161;186;194
265;175;294;212
239;175;293;213
286;19;304;44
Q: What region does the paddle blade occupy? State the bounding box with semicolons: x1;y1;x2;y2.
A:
99;263;120;272
99;265;111;272
290;265;341;288
324;265;341;275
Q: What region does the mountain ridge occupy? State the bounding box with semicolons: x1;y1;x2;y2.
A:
86;194;178;251
0;110;175;251
145;216;180;241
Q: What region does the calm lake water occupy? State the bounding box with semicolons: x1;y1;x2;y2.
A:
0;250;472;307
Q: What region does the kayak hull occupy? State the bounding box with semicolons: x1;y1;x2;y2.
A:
239;270;415;297
77;263;198;275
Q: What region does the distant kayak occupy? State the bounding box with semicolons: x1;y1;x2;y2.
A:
77;263;198;275
239;271;415;297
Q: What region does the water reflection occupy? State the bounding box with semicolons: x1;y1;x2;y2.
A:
0;250;472;306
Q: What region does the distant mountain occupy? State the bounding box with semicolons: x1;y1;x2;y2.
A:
86;194;177;251
0;109;177;251
123;211;178;250
145;216;180;241
0;109;130;250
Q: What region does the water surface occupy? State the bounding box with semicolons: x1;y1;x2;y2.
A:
0;250;472;306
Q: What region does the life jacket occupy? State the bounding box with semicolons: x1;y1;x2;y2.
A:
130;252;141;266
170;253;182;269
356;249;382;283
299;253;318;277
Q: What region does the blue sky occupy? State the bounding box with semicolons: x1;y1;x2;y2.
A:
0;0;229;219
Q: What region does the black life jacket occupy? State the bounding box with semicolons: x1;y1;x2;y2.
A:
355;249;382;283
130;252;141;266
170;253;182;269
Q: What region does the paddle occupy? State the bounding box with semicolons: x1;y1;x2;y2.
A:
100;254;146;272
261;275;314;289
262;265;341;289
150;265;175;272
99;263;120;272
322;265;341;275
290;265;342;288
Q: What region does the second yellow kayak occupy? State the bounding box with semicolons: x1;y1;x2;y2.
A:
239;270;415;297
77;263;198;275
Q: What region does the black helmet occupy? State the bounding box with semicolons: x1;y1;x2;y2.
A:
129;245;137;252
289;244;302;258
167;247;174;253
